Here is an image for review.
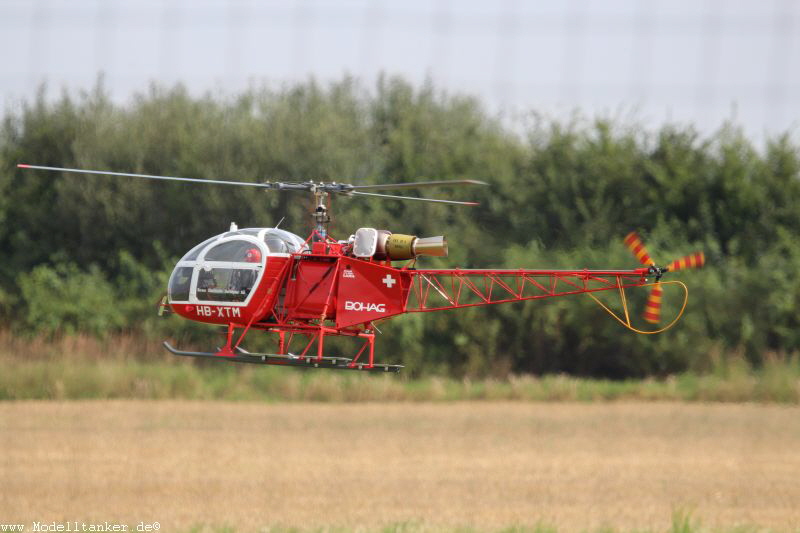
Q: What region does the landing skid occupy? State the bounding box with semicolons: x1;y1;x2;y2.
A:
163;342;403;373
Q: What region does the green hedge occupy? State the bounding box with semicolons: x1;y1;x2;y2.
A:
1;76;798;378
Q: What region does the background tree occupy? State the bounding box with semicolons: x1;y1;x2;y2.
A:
1;76;798;377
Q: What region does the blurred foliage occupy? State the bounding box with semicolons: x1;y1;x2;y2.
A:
1;76;798;378
2;330;800;403
18;262;124;336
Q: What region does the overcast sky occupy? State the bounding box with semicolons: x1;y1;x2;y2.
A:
2;0;798;142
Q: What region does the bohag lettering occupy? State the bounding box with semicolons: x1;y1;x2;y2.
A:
344;301;386;313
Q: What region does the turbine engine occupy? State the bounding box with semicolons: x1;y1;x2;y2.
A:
351;228;448;260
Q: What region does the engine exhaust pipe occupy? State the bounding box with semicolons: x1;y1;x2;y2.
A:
413;236;448;257
352;228;449;260
383;233;448;260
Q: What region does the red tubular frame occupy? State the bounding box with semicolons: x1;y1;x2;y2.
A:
405;268;651;312
203;230;656;369
219;265;653;369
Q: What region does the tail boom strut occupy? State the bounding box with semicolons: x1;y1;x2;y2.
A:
404;268;651;312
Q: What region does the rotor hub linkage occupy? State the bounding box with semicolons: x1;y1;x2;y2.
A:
647;265;668;281
261;181;354;194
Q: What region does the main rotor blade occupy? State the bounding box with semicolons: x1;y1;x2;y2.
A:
349;191;479;206
349;179;488;191
17;164;271;189
18;164;485;206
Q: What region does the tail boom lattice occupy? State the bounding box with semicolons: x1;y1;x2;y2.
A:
405;268;650;312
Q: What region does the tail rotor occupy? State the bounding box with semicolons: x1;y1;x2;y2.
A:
667;252;706;272
623;232;655;267
642;283;663;324
624;232;704;324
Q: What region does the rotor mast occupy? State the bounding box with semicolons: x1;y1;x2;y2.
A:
312;187;330;241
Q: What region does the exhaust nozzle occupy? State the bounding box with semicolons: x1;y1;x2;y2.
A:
413;236;448;257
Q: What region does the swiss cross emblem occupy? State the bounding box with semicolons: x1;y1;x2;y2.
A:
382;274;396;288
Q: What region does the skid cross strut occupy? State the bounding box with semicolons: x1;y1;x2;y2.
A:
163;339;402;372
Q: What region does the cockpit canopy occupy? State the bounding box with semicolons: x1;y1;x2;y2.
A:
179;228;307;262
168;228;307;305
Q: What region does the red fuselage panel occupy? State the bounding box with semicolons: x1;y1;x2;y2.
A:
335;257;410;328
284;257;339;321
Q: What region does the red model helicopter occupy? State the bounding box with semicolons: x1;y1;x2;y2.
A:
19;163;705;372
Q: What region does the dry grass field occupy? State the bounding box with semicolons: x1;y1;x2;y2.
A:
2;401;800;532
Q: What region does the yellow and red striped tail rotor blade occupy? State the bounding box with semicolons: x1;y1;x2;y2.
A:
623;232;656;266
667;251;705;272
643;283;663;324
